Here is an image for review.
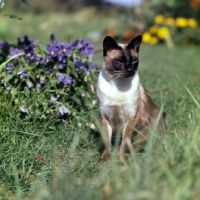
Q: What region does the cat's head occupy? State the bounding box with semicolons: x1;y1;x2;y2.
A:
103;35;142;78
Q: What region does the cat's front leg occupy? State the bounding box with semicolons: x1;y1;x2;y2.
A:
99;116;112;160
120;119;135;157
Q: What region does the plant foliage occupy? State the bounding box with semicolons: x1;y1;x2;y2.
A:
0;35;98;121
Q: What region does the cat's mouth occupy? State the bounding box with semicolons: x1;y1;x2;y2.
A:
112;71;135;79
124;69;134;77
105;67;136;80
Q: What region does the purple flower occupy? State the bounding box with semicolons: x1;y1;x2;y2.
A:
50;96;57;103
25;49;34;58
37;77;45;89
24;47;38;63
40;77;45;84
47;46;59;58
58;63;64;70
58;55;68;70
46;68;53;75
60;43;72;55
17;35;31;48
17;70;28;79
79;39;94;59
20;106;29;114
58;73;73;85
71;39;79;49
75;60;86;71
0;41;8;48
93;64;98;70
6;87;11;91
44;56;52;63
63;76;73;85
6;63;13;73
0;41;9;53
59;105;70;115
27;81;33;88
0;41;9;55
57;73;65;82
9;48;21;59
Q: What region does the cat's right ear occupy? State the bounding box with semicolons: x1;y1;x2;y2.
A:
103;36;120;56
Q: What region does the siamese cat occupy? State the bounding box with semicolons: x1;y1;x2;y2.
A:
97;35;165;160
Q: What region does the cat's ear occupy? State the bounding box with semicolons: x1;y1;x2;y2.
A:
127;35;142;53
103;36;121;56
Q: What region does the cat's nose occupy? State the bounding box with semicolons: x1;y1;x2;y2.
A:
126;67;133;74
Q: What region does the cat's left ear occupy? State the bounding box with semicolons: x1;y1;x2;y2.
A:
127;35;142;53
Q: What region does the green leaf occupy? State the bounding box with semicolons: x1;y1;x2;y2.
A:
84;75;88;82
5;74;13;82
24;87;30;97
71;95;81;105
34;43;47;59
10;88;17;99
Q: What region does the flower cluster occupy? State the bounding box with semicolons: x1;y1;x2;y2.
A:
154;15;198;28
0;35;98;119
142;15;199;46
190;0;200;9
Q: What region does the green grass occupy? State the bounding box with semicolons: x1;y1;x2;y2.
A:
1;10;200;200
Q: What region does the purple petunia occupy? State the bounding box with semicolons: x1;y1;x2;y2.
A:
24;47;37;63
27;81;33;88
58;55;68;71
6;63;13;73
0;41;8;48
9;48;21;60
50;96;57;103
75;59;86;71
44;55;52;63
46;68;54;75
57;73;65;82
59;105;70;115
57;73;73;85
17;35;31;48
47;46;59;58
78;38;94;59
71;39;79;49
40;77;45;84
58;63;64;70
0;41;9;55
60;43;72;55
63;76;73;85
17;70;28;79
93;64;99;70
6;87;11;91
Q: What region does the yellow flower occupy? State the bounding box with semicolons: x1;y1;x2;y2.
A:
165;18;175;26
187;18;198;28
149;36;158;45
175;17;187;28
150;25;159;34
142;32;151;43
155;15;165;24
157;27;170;40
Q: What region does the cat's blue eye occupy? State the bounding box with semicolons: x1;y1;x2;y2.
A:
115;59;122;63
132;58;137;63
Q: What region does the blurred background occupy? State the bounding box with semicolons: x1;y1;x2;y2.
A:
1;0;200;48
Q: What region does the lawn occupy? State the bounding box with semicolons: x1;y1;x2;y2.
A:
0;11;200;200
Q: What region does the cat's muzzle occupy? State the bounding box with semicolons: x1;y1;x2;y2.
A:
124;67;134;77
